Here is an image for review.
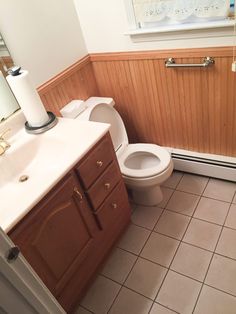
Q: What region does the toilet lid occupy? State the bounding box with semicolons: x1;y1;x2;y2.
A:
119;144;171;178
89;103;128;151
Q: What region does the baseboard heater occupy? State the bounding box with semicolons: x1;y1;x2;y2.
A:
165;147;236;182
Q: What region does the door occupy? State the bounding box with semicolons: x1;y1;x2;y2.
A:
0;227;65;314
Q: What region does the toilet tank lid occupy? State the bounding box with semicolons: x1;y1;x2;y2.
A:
84;97;115;108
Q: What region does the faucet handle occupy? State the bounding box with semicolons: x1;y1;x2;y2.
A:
0;128;11;140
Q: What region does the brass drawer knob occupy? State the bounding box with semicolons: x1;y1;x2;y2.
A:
111;203;117;209
104;183;110;190
96;160;103;167
74;187;83;202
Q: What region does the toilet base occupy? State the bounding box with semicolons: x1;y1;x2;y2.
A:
132;185;163;206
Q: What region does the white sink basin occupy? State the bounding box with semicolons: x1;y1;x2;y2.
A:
0;117;110;233
0;135;67;188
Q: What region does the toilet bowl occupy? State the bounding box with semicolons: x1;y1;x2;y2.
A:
69;97;173;206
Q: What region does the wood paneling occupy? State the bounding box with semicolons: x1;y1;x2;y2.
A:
37;47;236;157
37;55;98;116
91;47;236;157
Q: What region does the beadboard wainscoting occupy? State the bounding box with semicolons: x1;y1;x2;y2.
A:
37;47;236;157
37;55;98;116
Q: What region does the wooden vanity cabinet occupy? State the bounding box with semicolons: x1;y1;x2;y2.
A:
9;172;98;297
8;132;131;313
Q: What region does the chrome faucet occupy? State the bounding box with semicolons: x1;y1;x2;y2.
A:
0;129;10;156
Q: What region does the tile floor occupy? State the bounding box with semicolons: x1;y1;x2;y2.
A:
76;172;236;314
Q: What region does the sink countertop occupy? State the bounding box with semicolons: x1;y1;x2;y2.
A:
1;118;110;233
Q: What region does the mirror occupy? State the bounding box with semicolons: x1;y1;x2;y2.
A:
0;33;20;122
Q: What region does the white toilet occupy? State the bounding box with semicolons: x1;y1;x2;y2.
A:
65;97;173;206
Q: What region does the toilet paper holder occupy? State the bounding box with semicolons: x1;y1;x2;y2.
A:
7;66;58;134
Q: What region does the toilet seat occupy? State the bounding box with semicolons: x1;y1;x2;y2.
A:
119;143;171;179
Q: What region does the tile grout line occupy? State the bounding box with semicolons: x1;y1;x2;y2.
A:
77;304;94;314
191;176;235;313
120;175;236;313
106;201;167;314
187;177;215;313
169;176;209;313
192;185;236;309
203;283;236;299
148;174;208;313
117;233;236;283
148;173;199;311
106;181;178;313
150;174;184;234
81;174;236;313
99;253;236;306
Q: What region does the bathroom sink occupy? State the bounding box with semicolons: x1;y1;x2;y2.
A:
0;135;67;188
0;117;110;232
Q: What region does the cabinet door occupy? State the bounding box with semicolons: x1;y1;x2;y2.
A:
9;173;98;297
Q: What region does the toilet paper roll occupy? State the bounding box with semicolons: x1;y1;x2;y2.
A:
0;71;19;121
6;70;49;127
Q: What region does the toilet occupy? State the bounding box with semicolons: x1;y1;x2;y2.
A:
64;97;173;206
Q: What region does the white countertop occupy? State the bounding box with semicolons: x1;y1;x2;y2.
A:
1;117;110;233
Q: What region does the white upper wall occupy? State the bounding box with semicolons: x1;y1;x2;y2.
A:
75;0;235;53
0;0;234;88
0;0;87;87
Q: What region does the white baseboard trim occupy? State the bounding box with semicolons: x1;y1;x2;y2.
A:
165;147;236;182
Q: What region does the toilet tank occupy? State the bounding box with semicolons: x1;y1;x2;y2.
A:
74;97;128;154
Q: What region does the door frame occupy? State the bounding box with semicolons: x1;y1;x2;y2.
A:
0;227;65;313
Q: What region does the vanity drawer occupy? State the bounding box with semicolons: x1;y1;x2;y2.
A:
87;161;121;210
76;134;114;189
95;181;130;230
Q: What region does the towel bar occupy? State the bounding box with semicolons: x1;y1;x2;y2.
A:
165;57;215;68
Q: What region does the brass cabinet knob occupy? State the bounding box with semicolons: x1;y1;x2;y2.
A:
111;203;117;209
104;183;110;190
73;187;83;202
96;160;103;167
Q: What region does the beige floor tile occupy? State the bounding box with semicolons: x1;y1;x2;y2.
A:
125;257;167;299
203;178;236;202
101;248;137;284
225;204;236;229
80;275;120;314
150;303;176;314
141;233;179;267
216;227;236;259
183;218;221;251
156;271;201;314
74;306;92;314
177;173;208;195
132;206;163;230
194;285;236;314
154;210;190;240
109;287;152;314
171;242;212;281
205;254;236;296
162;171;183;189
118;224;151;255
166;191;200;216
194;197;230;225
158;187;174;208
